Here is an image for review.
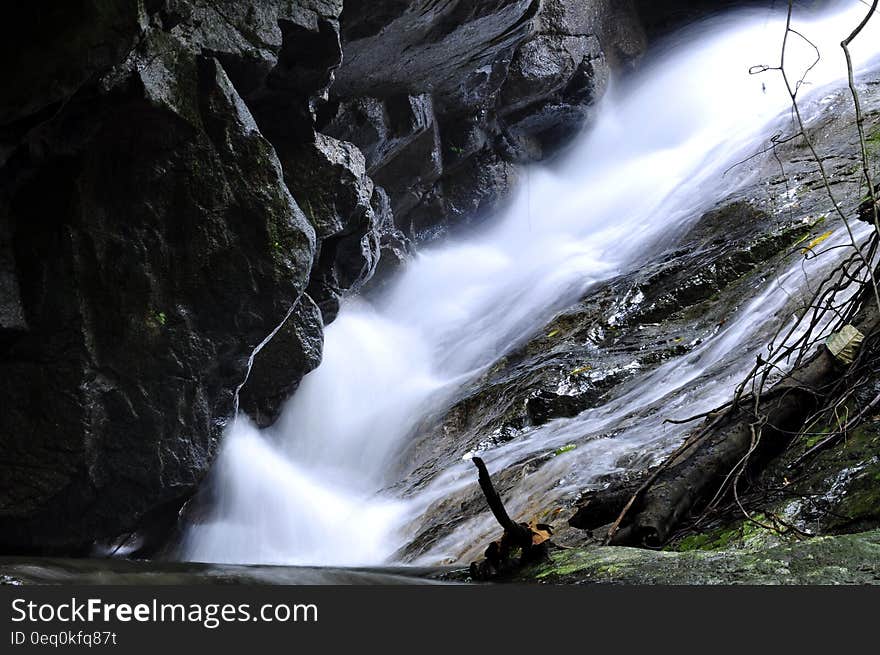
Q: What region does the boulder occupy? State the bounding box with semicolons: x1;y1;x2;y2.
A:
281;133;380;322
322;94;435;174
238;294;324;427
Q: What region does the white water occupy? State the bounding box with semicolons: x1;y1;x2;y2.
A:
182;2;880;566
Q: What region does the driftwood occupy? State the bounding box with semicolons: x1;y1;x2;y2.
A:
469;457;553;580
569;279;880;548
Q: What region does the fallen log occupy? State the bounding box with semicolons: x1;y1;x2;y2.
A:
568;477;650;531
573;286;880;548
612;373;825;546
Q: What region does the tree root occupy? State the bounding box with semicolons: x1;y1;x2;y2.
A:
469;457;553;580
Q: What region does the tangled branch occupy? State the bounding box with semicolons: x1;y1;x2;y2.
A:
605;0;880;545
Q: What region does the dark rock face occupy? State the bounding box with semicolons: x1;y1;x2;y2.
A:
361;187;413;297
323;0;647;244
0;2;142;159
0;1;347;553
285;133;380;322
237;295;325;429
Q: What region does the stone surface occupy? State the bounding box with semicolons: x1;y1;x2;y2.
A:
515;530;880;584
0;46;321;552
237;294;325;428
0;1;345;553
282;132;381;321
360;187;413;297
327;0;647;240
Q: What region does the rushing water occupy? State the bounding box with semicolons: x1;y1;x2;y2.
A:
182;2;880;566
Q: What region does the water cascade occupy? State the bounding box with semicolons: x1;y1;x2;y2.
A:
183;3;880;566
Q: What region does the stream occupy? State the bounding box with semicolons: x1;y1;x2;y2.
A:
182;2;880;567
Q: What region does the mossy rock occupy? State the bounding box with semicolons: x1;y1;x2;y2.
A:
517;530;880;584
776;420;880;535
671;514;789;553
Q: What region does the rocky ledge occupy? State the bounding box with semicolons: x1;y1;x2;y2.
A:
502;373;880;584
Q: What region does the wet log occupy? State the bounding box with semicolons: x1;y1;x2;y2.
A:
613;371;826;546
568;477;650;531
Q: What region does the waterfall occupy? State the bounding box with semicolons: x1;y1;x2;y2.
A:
182;2;880;566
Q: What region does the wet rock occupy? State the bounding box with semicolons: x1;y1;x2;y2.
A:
398;199;806;489
238;294;324;428
609;365;880;563
361;187;413;297
0;3;344;553
246;14;343;147
742;394;880;539
334;0;538;113
370;117;444;223
525;390;595;425
500;36;608;156
321;94;435;175
280;132;379;322
439;112;491;170
0;0;831;560
394;78;880;562
215;7;378;320
0;2;142;144
330;0;646;240
539;0;647;66
501;36;597;115
441;149;521;226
